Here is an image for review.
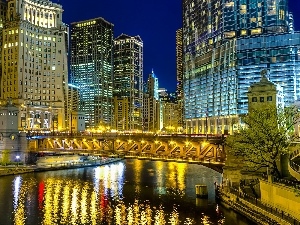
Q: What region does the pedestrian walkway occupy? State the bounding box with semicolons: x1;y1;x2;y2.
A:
216;186;300;225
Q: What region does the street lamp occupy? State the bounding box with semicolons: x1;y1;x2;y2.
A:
16;155;20;167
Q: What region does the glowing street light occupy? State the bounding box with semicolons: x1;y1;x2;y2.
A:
16;155;20;167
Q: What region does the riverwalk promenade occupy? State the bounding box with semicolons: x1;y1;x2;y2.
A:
216;184;300;225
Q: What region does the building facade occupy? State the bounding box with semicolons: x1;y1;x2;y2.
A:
113;96;129;131
161;101;181;133
247;69;284;112
113;34;143;131
67;84;83;133
183;0;300;134
70;17;114;128
0;0;68;132
0;101;27;162
142;93;160;132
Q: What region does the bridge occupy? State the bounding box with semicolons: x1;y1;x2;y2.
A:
26;133;226;169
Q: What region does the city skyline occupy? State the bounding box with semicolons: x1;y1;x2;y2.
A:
60;0;299;92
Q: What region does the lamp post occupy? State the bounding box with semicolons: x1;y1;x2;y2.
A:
16;155;20;167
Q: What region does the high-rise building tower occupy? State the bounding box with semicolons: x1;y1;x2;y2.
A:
0;0;68;131
176;28;184;130
143;71;160;132
147;70;159;100
114;34;143;131
176;28;183;99
70;18;114;128
183;0;300;134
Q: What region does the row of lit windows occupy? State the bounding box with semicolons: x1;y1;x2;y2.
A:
23;94;56;101
251;96;272;102
75;20;97;27
0;112;17;116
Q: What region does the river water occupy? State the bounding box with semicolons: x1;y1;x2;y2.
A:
0;159;255;225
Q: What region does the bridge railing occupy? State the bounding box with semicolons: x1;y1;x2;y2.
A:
27;132;226;141
261;173;300;189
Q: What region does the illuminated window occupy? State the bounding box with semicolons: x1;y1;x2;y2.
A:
240;30;247;36
251;28;262;35
240;5;247;14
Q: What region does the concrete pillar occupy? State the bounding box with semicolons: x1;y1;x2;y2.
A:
208;118;211;135
195;120;199;134
201;119;205;134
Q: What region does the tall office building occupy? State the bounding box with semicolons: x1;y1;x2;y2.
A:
147;70;159;100
0;0;68;131
70;18;114;128
176;28;184;130
183;0;300;134
176;28;183;99
114;34;143;131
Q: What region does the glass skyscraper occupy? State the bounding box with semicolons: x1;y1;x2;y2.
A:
70;18;114;128
183;0;300;134
113;34;143;131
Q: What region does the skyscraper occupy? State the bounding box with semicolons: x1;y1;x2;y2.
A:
143;71;160;132
183;0;300;134
70;18;114;128
176;28;184;130
176;28;183;100
113;34;143;131
0;0;68;131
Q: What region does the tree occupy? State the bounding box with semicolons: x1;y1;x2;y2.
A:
1;150;10;166
226;105;300;178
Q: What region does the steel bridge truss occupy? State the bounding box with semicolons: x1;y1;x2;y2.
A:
29;134;226;163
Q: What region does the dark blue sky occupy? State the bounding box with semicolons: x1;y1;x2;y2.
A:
60;0;300;92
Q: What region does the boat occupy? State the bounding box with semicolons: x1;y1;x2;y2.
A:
36;155;84;167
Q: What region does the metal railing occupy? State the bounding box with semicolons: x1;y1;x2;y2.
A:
262;174;300;189
228;187;300;225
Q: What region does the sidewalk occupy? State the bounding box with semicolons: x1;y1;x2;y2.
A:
216;186;300;225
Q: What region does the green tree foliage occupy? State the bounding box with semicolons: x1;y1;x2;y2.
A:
1;150;10;166
226;105;300;178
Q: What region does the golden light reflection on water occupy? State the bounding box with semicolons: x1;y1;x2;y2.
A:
61;181;71;224
166;162;187;196
80;182;89;224
133;159;143;194
10;161;222;224
13;177;36;225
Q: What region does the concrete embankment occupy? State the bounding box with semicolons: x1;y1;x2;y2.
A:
0;166;35;176
216;186;299;225
0;158;122;176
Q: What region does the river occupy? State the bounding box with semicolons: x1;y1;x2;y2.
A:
0;159;255;224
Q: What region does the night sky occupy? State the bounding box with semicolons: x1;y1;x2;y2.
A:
59;0;300;92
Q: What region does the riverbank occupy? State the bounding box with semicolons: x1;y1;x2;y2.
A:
216;185;300;225
0;158;122;176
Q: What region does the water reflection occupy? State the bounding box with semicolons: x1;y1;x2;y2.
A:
1;159;253;224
